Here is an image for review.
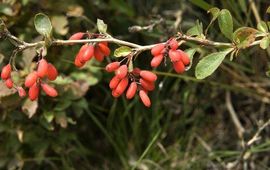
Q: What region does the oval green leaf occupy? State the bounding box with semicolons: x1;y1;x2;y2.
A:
97;19;107;34
34;13;52;37
218;9;233;40
233;27;257;49
260;36;270;49
257;21;268;33
114;46;132;57
195;48;233;79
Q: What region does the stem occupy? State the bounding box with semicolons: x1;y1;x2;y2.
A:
1;29;267;57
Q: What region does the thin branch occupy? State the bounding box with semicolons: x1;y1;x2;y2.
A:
225;91;245;139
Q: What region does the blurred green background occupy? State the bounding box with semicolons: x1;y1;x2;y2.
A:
0;0;270;169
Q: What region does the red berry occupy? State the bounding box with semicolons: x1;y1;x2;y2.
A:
81;45;94;62
151;44;165;56
151;54;164;68
126;82;137;99
1;64;12;80
168;49;181;62
173;61;185;73
69;32;85;40
17;87;26;97
109;76;121;89
139;90;151;107
100;41;108;46
74;55;85;68
169;39;178;50
140;71;157;82
41;83;58;97
139;78;155;91
177;50;190;65
98;43;110;56
28;83;40;101
5;78;13;89
106;62;120;72
112;89;121;98
37;59;48;78
114;77;129;95
25;71;38;87
94;46;105;62
131;68;141;76
75;44;88;67
115;65;128;79
47;63;58;81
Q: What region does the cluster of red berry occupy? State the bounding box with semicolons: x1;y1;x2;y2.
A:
25;59;58;100
1;58;58;101
1;32;190;107
69;32;111;68
106;62;157;107
151;39;190;73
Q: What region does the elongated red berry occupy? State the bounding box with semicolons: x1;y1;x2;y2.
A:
74;56;85;68
37;59;48;78
5;78;13;89
177;50;190;65
169;39;178;50
28;83;39;101
112;89;121;98
126;82;137;99
139;78;155;91
94;46;105;62
1;64;12;80
132;68;141;76
25;71;38;87
81;45;94;62
106;62;120;72
69;32;85;40
74;44;88;67
168;49;181;62
173;61;185;73
17;87;26;97
151;44;165;56
47;63;58;81
139;90;151;107
115;77;129;95
98;43;110;56
41;83;58;97
109;76;121;89
151;54;164;68
115;65;128;79
140;71;157;82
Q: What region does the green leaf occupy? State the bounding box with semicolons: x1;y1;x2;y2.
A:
97;19;107;34
184;48;197;71
44;112;54;123
260;36;270;49
189;0;212;11
114;46;132;57
34;13;52;37
233;27;258;49
257;21;268;33
186;20;204;38
205;7;220;34
195;48;233;79
218;9;233;40
208;7;220;20
267;6;270;14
